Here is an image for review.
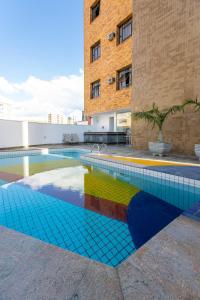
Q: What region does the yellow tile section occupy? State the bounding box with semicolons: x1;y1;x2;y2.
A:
84;168;139;206
101;155;195;167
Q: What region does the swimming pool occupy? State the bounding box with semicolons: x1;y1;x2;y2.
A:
0;149;199;267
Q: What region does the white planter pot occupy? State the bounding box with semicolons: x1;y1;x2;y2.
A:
148;142;172;156
195;144;200;160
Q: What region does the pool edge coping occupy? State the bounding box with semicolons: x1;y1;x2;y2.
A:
81;154;200;188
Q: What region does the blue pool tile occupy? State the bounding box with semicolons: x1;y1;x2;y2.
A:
0;180;6;186
0;183;135;267
128;191;183;249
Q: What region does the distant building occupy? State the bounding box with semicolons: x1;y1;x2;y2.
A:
77;120;89;126
48;113;65;124
0;102;12;119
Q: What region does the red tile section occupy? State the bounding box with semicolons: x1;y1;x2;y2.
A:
0;172;23;183
84;194;128;222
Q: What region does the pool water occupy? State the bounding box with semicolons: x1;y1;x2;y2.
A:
0;150;199;267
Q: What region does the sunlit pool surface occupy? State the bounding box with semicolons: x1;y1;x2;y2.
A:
0;150;199;267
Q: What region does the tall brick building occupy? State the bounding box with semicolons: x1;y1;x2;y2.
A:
132;0;200;154
84;0;200;154
84;0;133;132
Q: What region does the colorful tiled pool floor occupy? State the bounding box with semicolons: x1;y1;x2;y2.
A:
0;183;135;267
0;155;81;177
84;167;139;205
18;165;139;222
0;180;6;186
0;171;23;182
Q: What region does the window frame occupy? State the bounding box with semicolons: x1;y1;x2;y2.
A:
117;16;133;45
91;41;101;62
91;80;101;99
117;65;132;90
91;1;100;22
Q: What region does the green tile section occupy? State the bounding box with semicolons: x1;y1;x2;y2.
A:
0;159;81;177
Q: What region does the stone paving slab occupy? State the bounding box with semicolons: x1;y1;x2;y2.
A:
0;226;122;300
118;215;200;300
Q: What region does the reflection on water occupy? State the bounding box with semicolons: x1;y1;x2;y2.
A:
23;156;30;177
18;163;138;222
21;165;87;193
0;155;81;177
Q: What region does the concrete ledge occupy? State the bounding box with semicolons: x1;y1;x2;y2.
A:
118;215;200;299
0;226;122;300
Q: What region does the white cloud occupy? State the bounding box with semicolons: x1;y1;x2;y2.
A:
0;70;84;122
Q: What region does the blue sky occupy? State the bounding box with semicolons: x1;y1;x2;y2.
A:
0;0;83;82
0;0;84;121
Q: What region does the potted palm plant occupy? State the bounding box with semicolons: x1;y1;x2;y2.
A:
132;103;183;156
183;99;200;160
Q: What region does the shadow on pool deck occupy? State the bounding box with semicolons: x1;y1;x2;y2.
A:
0;214;200;299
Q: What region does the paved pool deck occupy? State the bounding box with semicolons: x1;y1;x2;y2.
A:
0;214;200;299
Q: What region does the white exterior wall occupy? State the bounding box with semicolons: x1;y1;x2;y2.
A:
93;112;117;132
0;119;23;148
28;122;92;145
0;119;93;148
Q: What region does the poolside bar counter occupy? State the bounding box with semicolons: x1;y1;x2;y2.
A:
84;132;126;144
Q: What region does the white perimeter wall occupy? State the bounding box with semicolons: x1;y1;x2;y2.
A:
28;122;92;145
0;119;23;148
0;119;93;148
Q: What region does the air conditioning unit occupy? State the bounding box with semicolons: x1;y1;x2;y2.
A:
107;77;115;85
107;32;115;41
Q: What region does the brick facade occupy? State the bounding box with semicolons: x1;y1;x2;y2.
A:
132;0;200;155
84;0;132;117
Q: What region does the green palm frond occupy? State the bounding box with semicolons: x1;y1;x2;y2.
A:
133;111;157;128
132;102;184;131
183;98;200;111
165;104;185;115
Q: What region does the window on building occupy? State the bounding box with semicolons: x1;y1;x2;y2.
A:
91;41;101;62
117;66;132;90
91;80;101;98
116;112;131;131
91;1;100;22
118;17;132;44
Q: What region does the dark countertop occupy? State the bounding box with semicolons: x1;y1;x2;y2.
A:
84;132;126;135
